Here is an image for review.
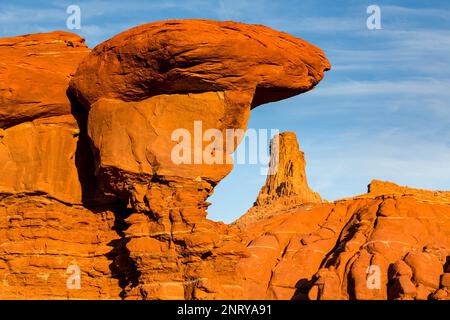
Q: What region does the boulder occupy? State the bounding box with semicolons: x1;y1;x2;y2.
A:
69;19;330;109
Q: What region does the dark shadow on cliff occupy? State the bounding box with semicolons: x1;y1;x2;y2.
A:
291;278;314;300
68;89;109;207
106;206;142;299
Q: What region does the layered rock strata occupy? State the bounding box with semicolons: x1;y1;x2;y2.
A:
0;31;120;299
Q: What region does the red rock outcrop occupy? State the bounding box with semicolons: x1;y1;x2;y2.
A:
69;19;330;109
0;31;89;128
67;20;330;299
305;184;450;301
235;179;450;300
0;196;121;299
0;31;120;299
232;135;449;300
235;132;322;228
1;20;448;301
0;31;92;204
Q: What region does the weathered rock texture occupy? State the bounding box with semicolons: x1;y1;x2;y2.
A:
229;136;449;300
305;181;450;301
0;31;120;299
67;19;330;300
69;19;330;109
0;31;89;128
235;177;450;300
235;132;322;228
0;20;449;301
0;196;121;299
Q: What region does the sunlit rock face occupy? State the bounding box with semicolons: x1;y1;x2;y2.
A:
236;173;450;300
0;31;120;299
68;19;330;299
0;31;90;129
69;19;330;213
69;19;330;110
1;20;448;301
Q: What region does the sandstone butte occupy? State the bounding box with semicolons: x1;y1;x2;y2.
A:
0;19;448;300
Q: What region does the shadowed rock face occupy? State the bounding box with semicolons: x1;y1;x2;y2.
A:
1;21;449;301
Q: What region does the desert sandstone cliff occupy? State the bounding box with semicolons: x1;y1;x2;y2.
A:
0;20;448;300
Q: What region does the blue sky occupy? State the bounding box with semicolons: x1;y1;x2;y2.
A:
2;0;450;222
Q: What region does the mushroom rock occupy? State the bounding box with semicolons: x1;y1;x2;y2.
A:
2;21;446;301
69;19;330;109
234;131;322;228
68;19;331;209
69;20;330;299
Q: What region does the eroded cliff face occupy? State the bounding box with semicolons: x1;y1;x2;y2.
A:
0;31;120;299
0;21;449;301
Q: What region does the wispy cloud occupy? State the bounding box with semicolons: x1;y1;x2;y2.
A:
314;79;450;96
383;5;450;21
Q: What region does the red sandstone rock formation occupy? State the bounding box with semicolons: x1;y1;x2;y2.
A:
236;178;450;300
235;132;322;228
68;20;330;300
0;20;449;301
0;31;89;128
232;136;449;300
0;31;120;299
69;20;330;109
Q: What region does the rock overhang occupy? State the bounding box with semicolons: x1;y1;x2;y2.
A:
67;19;332;206
69;19;331;110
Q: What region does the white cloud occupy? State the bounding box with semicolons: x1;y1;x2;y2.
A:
266;16;364;34
383;5;450;20
312;79;450;97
